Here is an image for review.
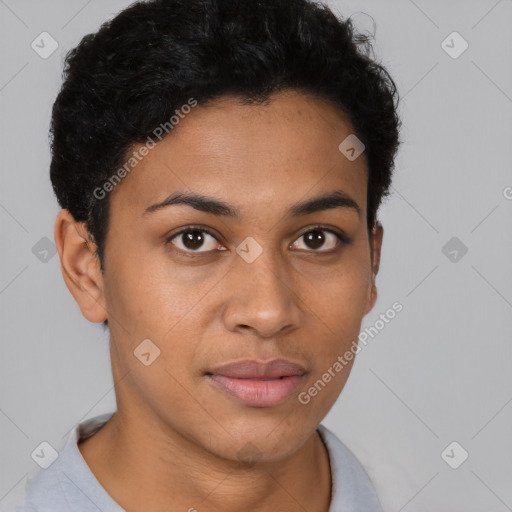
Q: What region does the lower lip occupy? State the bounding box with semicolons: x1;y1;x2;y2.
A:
207;374;305;407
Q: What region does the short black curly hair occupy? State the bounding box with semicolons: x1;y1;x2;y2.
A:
50;0;400;272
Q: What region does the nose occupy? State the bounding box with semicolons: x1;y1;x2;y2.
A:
221;246;303;339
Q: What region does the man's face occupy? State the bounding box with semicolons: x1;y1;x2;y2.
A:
85;90;380;461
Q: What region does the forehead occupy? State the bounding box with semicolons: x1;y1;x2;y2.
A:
109;90;368;220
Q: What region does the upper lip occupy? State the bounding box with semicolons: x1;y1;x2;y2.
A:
206;358;307;379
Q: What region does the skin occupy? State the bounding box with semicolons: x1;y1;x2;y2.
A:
54;89;383;512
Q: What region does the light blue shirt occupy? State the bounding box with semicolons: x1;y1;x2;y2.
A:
16;413;383;511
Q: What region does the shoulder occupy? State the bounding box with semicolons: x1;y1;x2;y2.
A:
16;413;119;512
317;424;383;512
15;443;76;512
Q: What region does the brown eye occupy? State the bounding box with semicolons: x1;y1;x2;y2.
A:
290;228;347;252
303;229;326;250
167;228;223;253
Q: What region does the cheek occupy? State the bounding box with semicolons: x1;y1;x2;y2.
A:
302;251;371;361
103;251;207;376
305;249;371;317
298;268;367;414
102;245;193;333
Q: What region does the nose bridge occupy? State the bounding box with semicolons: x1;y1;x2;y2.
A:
223;236;301;336
238;236;289;301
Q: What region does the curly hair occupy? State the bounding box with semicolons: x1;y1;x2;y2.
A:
50;0;401;272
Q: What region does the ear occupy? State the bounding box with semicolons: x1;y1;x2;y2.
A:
54;209;108;323
363;222;384;316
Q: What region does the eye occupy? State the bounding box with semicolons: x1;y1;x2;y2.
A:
166;224;349;257
166;226;225;254
290;227;348;252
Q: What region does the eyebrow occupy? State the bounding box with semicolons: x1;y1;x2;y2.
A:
141;190;361;219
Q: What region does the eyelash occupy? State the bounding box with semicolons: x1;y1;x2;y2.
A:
165;224;351;258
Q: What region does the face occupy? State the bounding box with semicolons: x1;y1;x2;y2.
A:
56;90;382;463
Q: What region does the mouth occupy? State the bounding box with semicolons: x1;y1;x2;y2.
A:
205;358;307;408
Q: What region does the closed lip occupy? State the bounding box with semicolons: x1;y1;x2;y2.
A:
205;358;308;379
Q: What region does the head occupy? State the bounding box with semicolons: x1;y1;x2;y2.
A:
52;0;400;462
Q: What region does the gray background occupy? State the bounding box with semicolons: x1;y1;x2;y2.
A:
1;0;511;510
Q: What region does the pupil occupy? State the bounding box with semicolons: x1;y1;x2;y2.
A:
305;230;324;249
183;230;204;250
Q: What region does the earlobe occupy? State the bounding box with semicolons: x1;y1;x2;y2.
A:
363;222;384;316
54;209;108;323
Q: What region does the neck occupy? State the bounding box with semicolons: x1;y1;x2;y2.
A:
78;409;332;512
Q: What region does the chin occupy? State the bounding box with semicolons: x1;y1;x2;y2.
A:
209;423;312;465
